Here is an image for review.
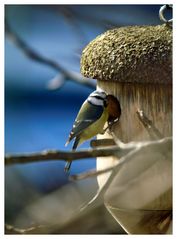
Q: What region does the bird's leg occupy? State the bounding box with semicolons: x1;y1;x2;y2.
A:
100;125;110;134
99;123;109;135
99;129;107;135
101;118;119;134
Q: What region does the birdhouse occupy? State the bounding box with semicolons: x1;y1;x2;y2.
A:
80;23;172;187
80;23;172;234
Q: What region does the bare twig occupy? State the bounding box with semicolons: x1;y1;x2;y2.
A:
46;74;65;90
5;138;172;234
5;146;131;166
136;109;164;140
80;137;172;210
5;224;46;234
90;138;116;148
57;6;122;29
80;145;137;211
59;6;88;46
69;166;115;181
5;18;95;90
6;136;171;167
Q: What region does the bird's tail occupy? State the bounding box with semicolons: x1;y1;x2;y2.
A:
64;137;80;172
72;136;80;150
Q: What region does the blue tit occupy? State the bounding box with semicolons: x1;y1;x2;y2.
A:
65;90;109;171
65;90;121;172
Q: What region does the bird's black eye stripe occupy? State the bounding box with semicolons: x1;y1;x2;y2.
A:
93;95;105;100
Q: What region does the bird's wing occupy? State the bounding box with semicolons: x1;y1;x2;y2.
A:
66;101;104;144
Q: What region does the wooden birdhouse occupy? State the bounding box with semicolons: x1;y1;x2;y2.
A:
80;23;172;187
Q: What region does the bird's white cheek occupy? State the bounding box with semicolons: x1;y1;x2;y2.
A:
88;97;104;106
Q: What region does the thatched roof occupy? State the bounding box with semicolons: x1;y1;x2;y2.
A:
81;24;172;84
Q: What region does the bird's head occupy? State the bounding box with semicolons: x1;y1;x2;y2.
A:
88;90;121;122
87;90;107;106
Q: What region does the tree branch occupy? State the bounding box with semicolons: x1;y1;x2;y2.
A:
5;18;95;90
57;6;122;30
136;109;164;140
80;136;172;211
5;146;131;166
5;224;46;234
90;138;116;148
69;166;115;181
6;136;171;167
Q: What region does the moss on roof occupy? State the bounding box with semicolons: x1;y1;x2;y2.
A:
80;24;172;84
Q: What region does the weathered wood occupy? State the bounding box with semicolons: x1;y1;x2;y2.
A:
97;82;172;142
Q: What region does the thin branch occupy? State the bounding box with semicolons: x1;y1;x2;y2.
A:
5;18;95;90
5;146;131;166
59;6;88;46
80;144;138;211
90;138;116;148
5;138;172;234
6;136;171;167
46;74;65;90
58;6;122;29
80;137;172;211
136;109;164;140
69;166;115;181
5;224;46;234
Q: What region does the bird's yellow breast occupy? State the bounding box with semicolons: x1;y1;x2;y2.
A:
80;108;109;143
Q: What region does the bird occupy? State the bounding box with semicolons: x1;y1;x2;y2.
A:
64;90;121;172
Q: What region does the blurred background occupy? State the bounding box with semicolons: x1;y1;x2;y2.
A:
5;4;171;234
